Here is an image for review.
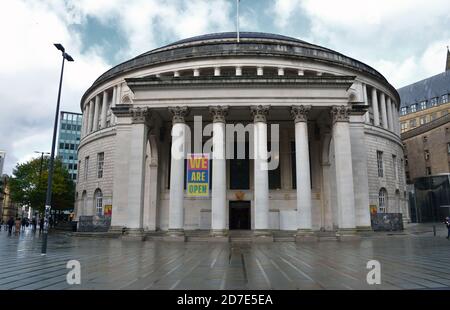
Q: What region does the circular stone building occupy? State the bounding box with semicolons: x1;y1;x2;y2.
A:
76;32;409;241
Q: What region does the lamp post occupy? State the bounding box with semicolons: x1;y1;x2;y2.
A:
41;44;74;255
34;151;50;228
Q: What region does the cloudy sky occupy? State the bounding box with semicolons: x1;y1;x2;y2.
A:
1;0;449;175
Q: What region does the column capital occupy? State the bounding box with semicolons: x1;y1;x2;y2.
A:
131;107;152;124
250;105;270;123
209;106;229;123
330;105;351;123
168;106;189;124
291;105;311;123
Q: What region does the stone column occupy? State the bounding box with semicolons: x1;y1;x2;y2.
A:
93;95;100;132
371;88;380;127
209;106;228;238
291;105;315;242
392;103;399;135
125;107;151;240
250;105;272;239
82;105;88;137
331;106;357;239
387;97;394;132
363;84;370;123
380;92;388;129
100;91;109;129
111;86;117;125
87;99;94;133
166;106;189;241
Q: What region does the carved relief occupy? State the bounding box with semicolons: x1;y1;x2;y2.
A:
250;105;270;123
290;105;311;123
209;106;229;123
330;105;351;123
168;106;189;124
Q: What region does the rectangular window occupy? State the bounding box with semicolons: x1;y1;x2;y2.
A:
400;122;408;133
377;151;384;178
409;119;417;128
419;116;426;125
393;155;398;181
424;150;430;161
441;94;449;104
431;112;438;121
430;97;438;106
410;104;417;113
400;107;407;115
420;101;427;110
426;167;432;175
97;152;104;179
447;143;450;154
84;156;89;181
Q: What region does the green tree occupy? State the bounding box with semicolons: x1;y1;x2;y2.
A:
8;156;75;213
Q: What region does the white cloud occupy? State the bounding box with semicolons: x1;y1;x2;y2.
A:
0;1;109;175
271;0;450;87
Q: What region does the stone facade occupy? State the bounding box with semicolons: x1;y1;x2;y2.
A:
75;32;408;239
402;114;450;182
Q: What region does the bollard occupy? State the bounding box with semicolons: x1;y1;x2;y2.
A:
433;225;436;236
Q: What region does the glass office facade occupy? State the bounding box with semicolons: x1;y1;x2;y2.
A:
57;111;82;181
410;174;450;222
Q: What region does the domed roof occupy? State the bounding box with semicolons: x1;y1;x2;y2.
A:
83;32;397;104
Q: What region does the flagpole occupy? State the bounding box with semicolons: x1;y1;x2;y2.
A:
236;0;240;43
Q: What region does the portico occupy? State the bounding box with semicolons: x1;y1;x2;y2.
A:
105;75;368;240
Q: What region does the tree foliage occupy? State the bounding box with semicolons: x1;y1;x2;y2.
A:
8;156;75;213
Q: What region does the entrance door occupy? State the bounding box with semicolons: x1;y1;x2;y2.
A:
229;201;251;230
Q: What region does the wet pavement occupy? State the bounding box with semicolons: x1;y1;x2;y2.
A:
0;225;449;290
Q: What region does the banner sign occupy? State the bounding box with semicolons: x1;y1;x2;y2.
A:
104;205;112;217
186;153;210;197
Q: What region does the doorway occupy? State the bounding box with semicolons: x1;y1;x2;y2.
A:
229;201;251;230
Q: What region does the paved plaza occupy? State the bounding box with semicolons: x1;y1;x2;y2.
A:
0;225;449;290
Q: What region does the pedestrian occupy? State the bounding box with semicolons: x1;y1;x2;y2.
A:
7;217;14;235
21;218;26;232
39;217;44;234
32;217;37;232
15;218;21;234
445;217;450;240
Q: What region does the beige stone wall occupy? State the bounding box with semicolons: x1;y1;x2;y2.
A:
403;122;450;181
75;128;116;219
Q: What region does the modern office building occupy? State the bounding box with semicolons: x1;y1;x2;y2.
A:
57;111;82;181
76;32;408;241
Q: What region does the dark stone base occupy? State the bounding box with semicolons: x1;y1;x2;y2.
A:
336;229;360;241
163;229;186;242
295;230;318;242
122;228;145;241
252;230;274;243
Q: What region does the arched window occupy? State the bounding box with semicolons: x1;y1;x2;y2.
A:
378;188;388;213
94;189;103;216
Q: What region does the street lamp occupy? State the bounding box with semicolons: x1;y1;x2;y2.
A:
41;44;74;255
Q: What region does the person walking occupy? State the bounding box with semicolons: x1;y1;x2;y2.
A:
445;217;450;240
7;217;14;236
39;217;44;234
21;218;26;232
15;218;21;235
32;217;37;233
